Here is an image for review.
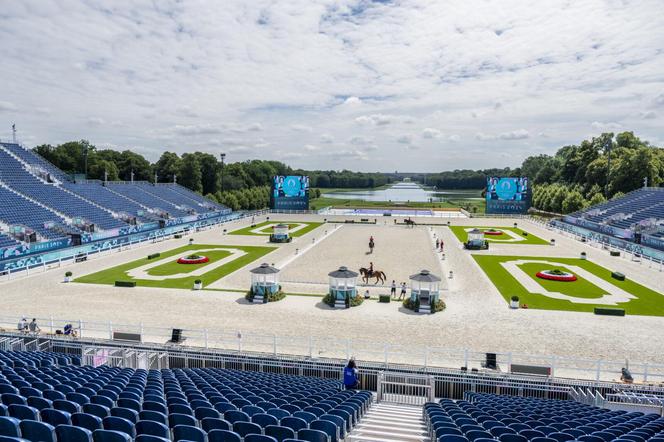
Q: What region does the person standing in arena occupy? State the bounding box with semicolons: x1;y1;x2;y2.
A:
391;280;397;299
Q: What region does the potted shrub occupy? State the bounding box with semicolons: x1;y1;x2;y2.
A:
64;271;73;283
550;239;555;246
580;252;587;260
510;295;519;309
193;279;203;290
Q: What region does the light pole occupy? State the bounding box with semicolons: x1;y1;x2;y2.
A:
220;153;226;191
83;146;89;178
605;138;612;198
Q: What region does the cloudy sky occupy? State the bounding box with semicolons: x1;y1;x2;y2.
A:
0;0;663;172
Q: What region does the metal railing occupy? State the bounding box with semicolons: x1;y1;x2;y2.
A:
377;372;434;405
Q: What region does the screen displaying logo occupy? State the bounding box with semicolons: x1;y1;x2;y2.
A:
486;177;531;214
271;176;309;210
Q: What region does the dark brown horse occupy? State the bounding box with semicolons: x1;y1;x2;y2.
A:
359;267;386;284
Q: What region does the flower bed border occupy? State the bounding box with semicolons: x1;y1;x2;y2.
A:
536;270;577;282
177;256;210;264
483;230;504;236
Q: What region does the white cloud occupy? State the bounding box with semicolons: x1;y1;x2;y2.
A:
498;129;529;140
87;117;104;126
0;101;17;112
591;121;622;131
290;124;313;133
639;111;657;120
349;135;373;145
397;135;413;144
422;128;442;139
0;1;662;171
304;144;320;152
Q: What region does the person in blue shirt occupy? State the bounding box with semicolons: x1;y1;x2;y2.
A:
343;358;359;390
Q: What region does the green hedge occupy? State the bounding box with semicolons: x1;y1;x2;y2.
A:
611;271;625;281
610;251;621;257
403;298;446;313
147;253;161;260
174;234;182;239
245;287;286;303
379;295;391;303
115;281;136;287
594;307;625;316
322;292;364;308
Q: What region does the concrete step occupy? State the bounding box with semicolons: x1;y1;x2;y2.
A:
350;401;428;442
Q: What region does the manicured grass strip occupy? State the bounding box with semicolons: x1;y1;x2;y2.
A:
473;255;664;316
75;244;275;289
228;221;323;237
145;250;232;276
449;226;549;245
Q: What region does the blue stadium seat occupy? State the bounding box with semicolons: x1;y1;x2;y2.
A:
0;417;21;437
207;429;243;442
173;424;207;442
56;424;93;442
233;421;262;438
19;420;56;442
8;404;39;421
134;436;170;442
253;413;280;428
135;420;170;439
265;424;297;442
102;416;135;438
245;435;279;442
92;429;132;442
297;428;329;442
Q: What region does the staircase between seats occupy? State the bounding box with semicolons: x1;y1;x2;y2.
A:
349;401;429;442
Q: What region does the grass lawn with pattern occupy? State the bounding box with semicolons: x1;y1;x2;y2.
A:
473;255;664;315
75;244;275;289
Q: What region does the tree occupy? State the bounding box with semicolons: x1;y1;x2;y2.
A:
562;191;587;214
195;152;220;195
155;152;181;183
178;153;203;193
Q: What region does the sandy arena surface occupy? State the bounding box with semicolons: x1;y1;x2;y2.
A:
1;214;663;380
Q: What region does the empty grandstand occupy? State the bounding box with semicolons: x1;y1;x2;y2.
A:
558;188;664;252
0;142;231;265
0;348;371;442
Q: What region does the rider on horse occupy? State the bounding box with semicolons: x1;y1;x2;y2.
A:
368;261;374;277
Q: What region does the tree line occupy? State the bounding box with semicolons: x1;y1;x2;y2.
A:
33;141;388;210
421;132;663;214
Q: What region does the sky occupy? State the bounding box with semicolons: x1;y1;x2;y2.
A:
0;0;663;172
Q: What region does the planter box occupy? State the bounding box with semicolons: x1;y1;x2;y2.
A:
611;272;625;281
522;232;528;236
510;300;519;309
174;234;182;239
193;282;203;290
147;253;161;260
580;253;587;260
379;295;391;303
594;307;625;316
115;281;136;287
610;251;621;257
63;277;71;283
550;239;555;246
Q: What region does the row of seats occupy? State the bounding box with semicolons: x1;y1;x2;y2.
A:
425;393;664;442
0;233;20;248
0;143;229;244
0;351;371;442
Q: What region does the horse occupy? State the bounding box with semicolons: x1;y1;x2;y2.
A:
404;218;416;227
359;267;386;285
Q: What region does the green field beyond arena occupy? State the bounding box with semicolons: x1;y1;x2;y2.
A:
449;226;549;245
228;221;322;237
473;255;664;315
75;244;275;289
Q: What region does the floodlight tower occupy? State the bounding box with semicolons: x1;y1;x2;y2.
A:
605;138;612;198
220;152;226;191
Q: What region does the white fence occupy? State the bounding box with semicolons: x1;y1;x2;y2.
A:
2;315;664;385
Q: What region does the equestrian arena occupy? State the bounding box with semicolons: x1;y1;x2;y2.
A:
2;213;664;381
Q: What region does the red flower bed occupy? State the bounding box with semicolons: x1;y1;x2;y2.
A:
536;271;577;282
177;256;209;264
484;230;504;236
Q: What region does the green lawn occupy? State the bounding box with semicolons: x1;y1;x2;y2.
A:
75;244;275;289
228;221;323;237
310;196;485;213
449;226;549;245
473;255;664;315
146;250;232;276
